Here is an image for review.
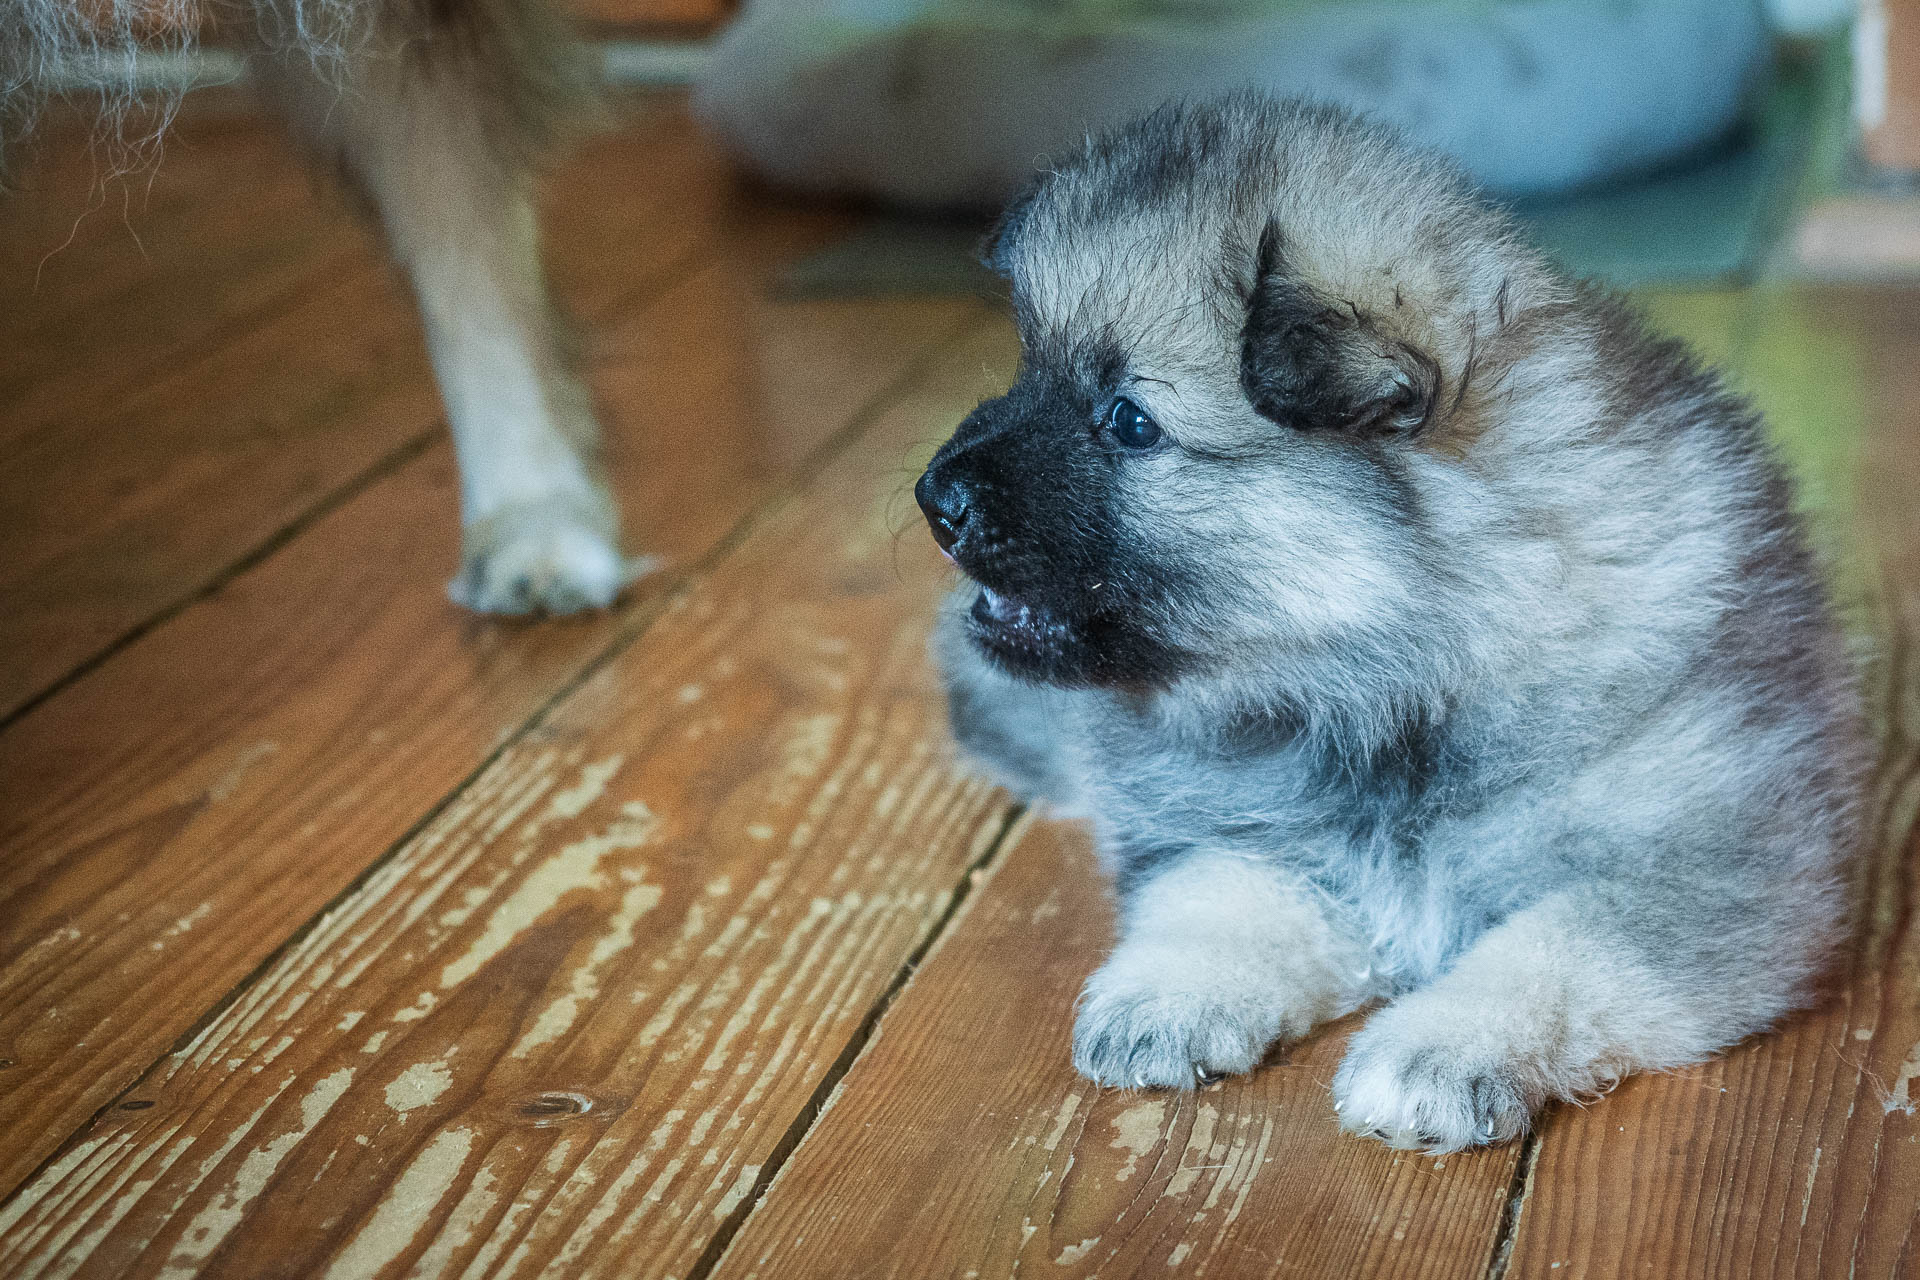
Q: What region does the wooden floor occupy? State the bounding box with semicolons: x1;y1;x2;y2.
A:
1;92;1916;1280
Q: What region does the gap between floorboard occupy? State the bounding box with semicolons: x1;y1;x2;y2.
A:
0;430;434;733
0;235;715;731
1483;1129;1539;1280
684;804;1033;1280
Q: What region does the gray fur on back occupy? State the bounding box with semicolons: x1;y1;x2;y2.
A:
927;94;1867;1145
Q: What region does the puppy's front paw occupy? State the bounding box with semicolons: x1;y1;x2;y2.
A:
452;496;654;616
1071;949;1307;1089
1332;1003;1537;1151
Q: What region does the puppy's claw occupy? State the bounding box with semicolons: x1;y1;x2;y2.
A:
1072;983;1267;1090
1331;1009;1534;1151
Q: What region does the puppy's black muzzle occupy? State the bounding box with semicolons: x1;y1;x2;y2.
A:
915;383;1196;689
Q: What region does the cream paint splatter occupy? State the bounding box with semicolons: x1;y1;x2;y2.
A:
1109;1100;1166;1182
441;802;659;991
1886;1039;1920;1114
0;1133;109;1239
18;924;81;960
155;1068;354;1279
1041;1091;1082;1153
1215;1114;1276;1230
207;741;279;803
511;879;664;1058
766;714;841;806
166;903;213;937
544;1109;687;1271
546;756;625;822
39;1127;196;1278
321;1127;475;1280
711;1163;762;1220
391;992;437;1023
1056;1239;1100;1265
386;1061;453;1115
1164;1103;1220;1198
408;1158;499;1279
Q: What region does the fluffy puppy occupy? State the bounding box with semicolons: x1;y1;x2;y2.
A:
918;94;1867;1150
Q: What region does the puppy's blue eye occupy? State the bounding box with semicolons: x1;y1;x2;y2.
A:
1107;397;1162;450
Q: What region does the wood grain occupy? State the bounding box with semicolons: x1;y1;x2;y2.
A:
0;95;716;720
0;242;984;1204
0;318;1015;1280
1498;288;1920;1279
0;93;363;453
709;817;1523;1280
0;264;436;716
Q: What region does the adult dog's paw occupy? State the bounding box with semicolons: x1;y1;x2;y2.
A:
452;497;653;616
1070;949;1305;1089
1332;1001;1537;1151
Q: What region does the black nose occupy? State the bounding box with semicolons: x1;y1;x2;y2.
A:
915;468;970;554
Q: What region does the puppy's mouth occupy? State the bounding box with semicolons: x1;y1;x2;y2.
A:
958;572;1191;687
967;584;1075;660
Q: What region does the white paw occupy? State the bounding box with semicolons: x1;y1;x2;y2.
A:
1332;1001;1538;1151
451;497;653;616
1071;946;1313;1089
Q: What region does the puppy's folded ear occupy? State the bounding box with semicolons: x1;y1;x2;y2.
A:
1240;222;1438;436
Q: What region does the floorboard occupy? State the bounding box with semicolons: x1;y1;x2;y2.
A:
0;94;363;454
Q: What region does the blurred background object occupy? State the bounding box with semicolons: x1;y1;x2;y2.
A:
1789;0;1920;276
52;0;1920;290
694;0;1771;205
652;0;1920;291
1857;0;1920;169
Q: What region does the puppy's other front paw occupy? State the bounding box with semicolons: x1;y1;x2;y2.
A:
1071;950;1305;1090
1332;1004;1537;1151
451;496;654;616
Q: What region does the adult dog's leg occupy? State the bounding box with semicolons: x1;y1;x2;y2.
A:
251;2;640;614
